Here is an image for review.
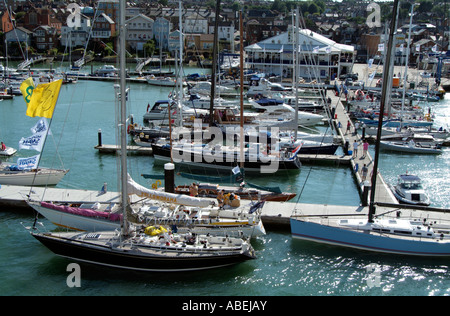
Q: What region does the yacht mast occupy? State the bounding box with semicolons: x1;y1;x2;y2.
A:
119;0;128;233
368;0;399;223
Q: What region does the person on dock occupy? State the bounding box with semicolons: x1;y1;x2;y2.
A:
352;140;359;158
217;189;224;208
1;142;5;151
362;139;369;158
189;183;198;197
345;120;351;135
361;164;369;181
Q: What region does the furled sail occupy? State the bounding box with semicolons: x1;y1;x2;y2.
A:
127;174;212;207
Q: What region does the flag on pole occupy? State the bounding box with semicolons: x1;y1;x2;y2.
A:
21;79;63;119
31;117;51;135
16;154;40;170
232;166;241;175
19;77;35;106
18;133;46;152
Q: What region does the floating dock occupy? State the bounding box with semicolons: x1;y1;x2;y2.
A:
94;144;153;155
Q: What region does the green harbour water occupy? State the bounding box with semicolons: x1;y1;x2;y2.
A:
1;64;450;296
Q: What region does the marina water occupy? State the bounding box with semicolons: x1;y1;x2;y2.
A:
0;65;449;296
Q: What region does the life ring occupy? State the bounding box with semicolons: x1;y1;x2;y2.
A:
145;225;167;236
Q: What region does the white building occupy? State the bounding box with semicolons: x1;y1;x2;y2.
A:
126;14;154;51
245;26;355;81
60;13;91;48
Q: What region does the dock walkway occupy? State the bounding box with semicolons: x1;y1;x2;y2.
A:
329;91;398;205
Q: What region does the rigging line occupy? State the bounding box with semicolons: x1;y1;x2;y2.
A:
3;0;26;60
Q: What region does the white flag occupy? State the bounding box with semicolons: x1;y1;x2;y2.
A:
399;44;404;53
31;117;51;135
325;46;331;53
415;44;420;52
313;46;319;53
378;43;384;52
278;45;284;53
431;44;438;52
17;154;40;170
368;58;374;68
18;132;46;152
232;166;240;174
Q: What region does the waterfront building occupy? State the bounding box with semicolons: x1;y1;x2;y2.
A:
245;26;355;82
154;17;172;51
126;14;154;51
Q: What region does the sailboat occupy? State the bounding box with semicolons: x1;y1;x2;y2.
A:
1;83;69;186
290;0;450;257
28;1;256;272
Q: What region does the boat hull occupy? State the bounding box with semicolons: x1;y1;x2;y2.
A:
151;144;301;173
0;169;68;186
380;141;442;154
31;232;255;272
290;218;450;256
31;202;266;237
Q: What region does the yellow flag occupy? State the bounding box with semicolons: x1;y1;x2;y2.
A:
26;79;63;119
19;77;36;106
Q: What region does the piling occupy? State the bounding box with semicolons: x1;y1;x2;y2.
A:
164;163;175;193
98;129;102;147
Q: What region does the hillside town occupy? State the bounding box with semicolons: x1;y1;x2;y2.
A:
0;0;448;80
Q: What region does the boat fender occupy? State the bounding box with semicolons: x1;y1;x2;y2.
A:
127;124;134;134
145;225;168;236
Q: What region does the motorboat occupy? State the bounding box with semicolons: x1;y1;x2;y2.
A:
94;65;118;77
146;75;185;87
248;98;324;127
380;138;442;154
183;93;238;110
143;100;208;124
389;174;430;206
188;81;238;97
246;78;290;97
0;146;17;156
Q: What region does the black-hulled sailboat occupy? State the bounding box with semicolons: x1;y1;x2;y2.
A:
28;1;256;271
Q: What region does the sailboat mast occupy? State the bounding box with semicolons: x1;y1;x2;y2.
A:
209;0;221;127
239;11;244;169
368;0;399;222
119;0;128;231
294;7;299;141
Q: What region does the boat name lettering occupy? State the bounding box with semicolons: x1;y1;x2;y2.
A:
135;192;177;203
